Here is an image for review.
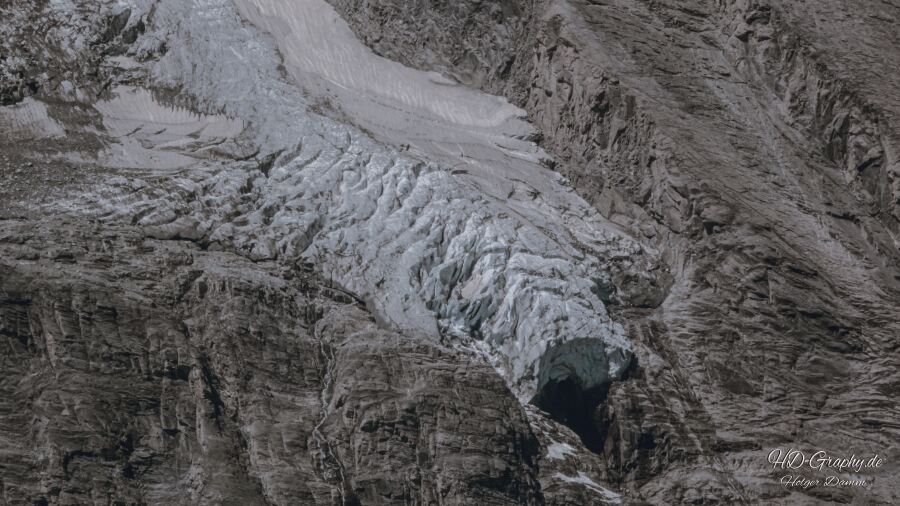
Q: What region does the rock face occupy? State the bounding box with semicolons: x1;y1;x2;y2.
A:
1;0;899;505
322;0;900;503
0;219;543;505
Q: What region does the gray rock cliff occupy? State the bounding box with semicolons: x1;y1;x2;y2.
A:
2;0;899;504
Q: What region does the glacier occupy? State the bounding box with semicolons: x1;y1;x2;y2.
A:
64;0;664;402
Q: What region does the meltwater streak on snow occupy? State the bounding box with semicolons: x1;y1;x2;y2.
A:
0;98;66;139
93;86;245;169
75;0;660;401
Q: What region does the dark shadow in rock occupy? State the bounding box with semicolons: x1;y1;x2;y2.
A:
531;338;632;453
533;376;610;453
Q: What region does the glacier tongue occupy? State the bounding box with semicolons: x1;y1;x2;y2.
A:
77;0;663;401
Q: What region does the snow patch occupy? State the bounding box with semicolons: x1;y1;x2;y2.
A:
553;472;622;503
546;442;576;460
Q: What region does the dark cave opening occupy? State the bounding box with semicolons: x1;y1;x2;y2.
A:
532;376;609;453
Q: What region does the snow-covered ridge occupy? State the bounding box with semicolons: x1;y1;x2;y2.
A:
68;0;662;401
237;0;522;129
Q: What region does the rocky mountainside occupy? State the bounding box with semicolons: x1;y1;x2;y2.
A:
1;0;898;504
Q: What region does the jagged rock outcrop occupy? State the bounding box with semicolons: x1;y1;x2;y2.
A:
0;218;545;505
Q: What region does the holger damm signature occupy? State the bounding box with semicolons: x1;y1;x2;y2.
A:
768;448;884;489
